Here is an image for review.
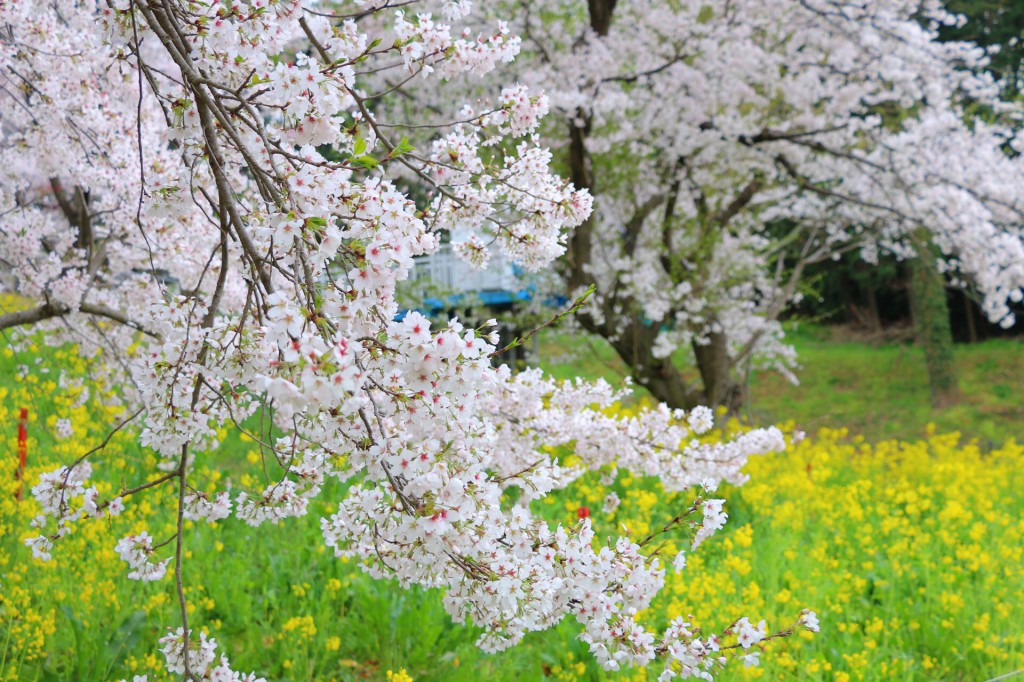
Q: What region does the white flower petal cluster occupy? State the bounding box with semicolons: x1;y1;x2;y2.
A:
183;492;233;524
55;418;74;439
23;462;117;559
692;499;728;550
115;532;170;582
159;628;265;682
799;609;821;633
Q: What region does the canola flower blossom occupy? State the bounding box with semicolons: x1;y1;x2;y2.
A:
2;335;1022;681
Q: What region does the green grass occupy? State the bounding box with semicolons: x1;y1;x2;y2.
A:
537;324;1024;444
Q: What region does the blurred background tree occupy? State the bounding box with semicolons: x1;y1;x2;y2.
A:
795;0;1024;403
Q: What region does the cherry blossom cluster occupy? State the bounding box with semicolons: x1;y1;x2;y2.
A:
427;104;592;269
115;532;171;582
394;10;521;77
481;370;786;495
183;492;233;524
25;462;122;560
4;0;810;678
159;628;265;682
481;84;552;137
691;499;728;551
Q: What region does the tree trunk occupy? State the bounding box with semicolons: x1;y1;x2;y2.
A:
865;283;882;335
630;355;706;410
596;317;704;409
910;243;958;406
963;289;979;344
594;315;738;410
692;328;742;412
587;0;618;36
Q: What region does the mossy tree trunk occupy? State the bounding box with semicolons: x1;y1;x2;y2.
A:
910;240;958;406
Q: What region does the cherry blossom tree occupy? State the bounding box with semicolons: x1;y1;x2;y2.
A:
427;0;1024;408
0;1;814;679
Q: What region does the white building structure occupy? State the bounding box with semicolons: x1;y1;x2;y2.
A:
410;228;525;301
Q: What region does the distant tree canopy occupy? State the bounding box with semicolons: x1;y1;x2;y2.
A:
795;0;1024;340
943;0;1024;96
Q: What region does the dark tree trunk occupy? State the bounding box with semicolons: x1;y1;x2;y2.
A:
592;314;737;410
587;0;618;36
840;270;856;322
588;316;705;409
566;120;594;294
865;284;882;334
963;289;979;344
630;355;706;410
692;328;741;411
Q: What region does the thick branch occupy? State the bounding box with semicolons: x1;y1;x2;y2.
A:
0;301;159;337
712;176;764;228
588;0;618;36
623;193;666;256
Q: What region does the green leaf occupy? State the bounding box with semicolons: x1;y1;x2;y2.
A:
352;154;379;169
388;137;416;159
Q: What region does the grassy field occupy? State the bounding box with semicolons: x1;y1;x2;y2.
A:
2;326;1023;681
538;325;1024;444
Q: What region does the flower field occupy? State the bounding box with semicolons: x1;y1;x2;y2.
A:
2;339;1023;681
561;423;1024;681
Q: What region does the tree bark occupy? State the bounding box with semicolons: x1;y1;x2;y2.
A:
910;241;958;406
565;119;594;294
963;289;979;344
865;281;882;334
692;328;741;411
0;301;158;337
605;327;705;409
631;356;705;409
587;0;618;36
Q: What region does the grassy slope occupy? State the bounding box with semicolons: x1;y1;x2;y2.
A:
537;325;1024;444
